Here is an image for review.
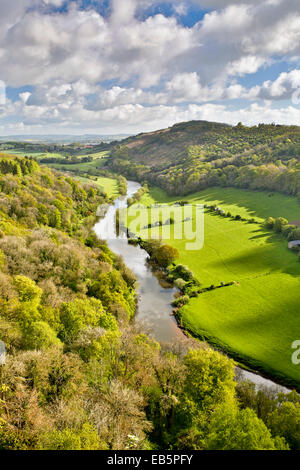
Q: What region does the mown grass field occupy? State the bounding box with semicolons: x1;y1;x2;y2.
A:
140;186;300;222
133;186;300;387
76;175;119;198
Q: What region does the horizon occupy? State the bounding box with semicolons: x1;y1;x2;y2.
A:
1;118;299;140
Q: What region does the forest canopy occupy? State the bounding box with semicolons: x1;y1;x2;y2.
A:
108;121;300;198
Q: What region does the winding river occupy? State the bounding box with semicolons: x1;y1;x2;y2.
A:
94;180;289;393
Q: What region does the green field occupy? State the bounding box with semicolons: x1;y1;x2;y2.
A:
75;175;119;198
46;151;109;172
4;149;110;171
133;186;300;387
140;186;300;222
2;150;65;159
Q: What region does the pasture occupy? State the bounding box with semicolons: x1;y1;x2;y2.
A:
140;186;300;222
2;150;65;159
76;175;119;198
46;151;109;172
134;186;300;386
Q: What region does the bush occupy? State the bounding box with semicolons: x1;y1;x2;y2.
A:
274;217;288;233
174;278;187;291
171;264;194;282
172;295;190;307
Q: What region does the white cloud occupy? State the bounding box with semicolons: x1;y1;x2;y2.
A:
3;97;300;135
111;0;137;24
0;80;6;106
0;0;300;134
227;56;266;76
249;70;300;100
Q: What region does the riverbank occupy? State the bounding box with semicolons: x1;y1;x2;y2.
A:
129;235;293;392
94;181;183;343
94;179;294;393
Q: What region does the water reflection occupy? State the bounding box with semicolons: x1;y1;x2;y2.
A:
94;180;182;343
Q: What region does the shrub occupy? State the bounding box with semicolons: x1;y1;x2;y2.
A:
174;278;187;291
274;217;288;233
172;295;190;307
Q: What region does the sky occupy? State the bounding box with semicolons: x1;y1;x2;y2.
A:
0;0;300;135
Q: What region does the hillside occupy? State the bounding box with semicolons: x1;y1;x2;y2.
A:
109;120;300;197
0;155;300;451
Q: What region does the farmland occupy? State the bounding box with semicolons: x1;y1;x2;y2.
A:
44;151;109;171
2;150;65;159
75;175;120;197
133;185;300;387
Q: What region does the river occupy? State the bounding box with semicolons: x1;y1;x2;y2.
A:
94;180;290;393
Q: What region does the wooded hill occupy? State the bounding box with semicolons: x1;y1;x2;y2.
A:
108;120;300;197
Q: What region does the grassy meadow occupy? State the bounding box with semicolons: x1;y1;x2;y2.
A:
131;186;300;387
76;175;120;198
1;150;65;159
140;186;300;222
45;151;109;171
41;151;119;197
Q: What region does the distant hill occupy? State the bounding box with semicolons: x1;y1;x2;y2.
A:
0;134;131;144
110;120;231;166
108;120;300;197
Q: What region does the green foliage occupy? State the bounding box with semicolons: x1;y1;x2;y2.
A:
267;402;300;450
88;270;136;319
40;423;103;450
22;321;61;350
13;276;43;329
109;121;300;199
59;298;117;342
0;422;37;450
140;239;179;268
154;244;179;268
14;275;42;304
274;217;288;233
0;155;38;177
265;216;275;229
182;349;236;414
204;405;287;450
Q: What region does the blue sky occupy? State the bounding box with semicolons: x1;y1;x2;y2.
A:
0;0;300;135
